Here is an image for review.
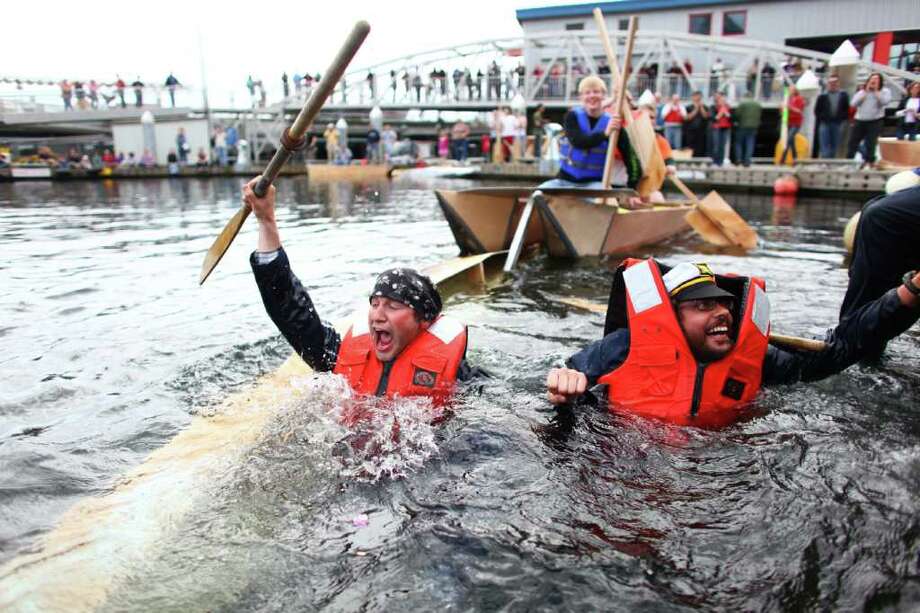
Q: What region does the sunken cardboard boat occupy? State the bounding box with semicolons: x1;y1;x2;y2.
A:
436;186;696;257
306;161;394;181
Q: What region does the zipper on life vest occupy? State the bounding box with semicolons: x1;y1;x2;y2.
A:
374;361;394;396
690;363;706;417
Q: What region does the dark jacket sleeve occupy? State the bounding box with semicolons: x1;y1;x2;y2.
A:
838;91;850;121
763;288;919;385
250;247;341;372
565;329;631;387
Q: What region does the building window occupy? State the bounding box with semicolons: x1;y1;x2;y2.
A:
618;18;629;31
723;10;746;35
689;13;711;36
565;22;584;31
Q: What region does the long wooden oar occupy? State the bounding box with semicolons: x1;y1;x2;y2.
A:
198;21;371;285
595;12;637;189
557;296;827;352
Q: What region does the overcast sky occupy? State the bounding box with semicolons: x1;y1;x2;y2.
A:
5;0;578;106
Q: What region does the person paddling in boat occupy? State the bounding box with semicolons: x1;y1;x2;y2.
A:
546;259;920;428
541;75;646;208
245;177;474;410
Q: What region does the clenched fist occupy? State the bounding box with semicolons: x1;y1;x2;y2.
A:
546;367;588;405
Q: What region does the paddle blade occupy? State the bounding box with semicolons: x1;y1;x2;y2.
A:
558;296;607;314
697;191;759;250
199;206;251;285
685;207;733;247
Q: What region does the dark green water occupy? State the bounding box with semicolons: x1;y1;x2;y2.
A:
1;176;918;611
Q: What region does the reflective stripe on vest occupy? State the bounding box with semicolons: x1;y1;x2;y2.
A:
559;107;618;181
598;258;769;428
332;313;467;406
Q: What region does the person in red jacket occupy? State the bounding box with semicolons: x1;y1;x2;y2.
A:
780;85;806;164
244;177;475;416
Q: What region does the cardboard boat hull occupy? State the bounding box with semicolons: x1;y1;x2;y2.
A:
436;187;693;257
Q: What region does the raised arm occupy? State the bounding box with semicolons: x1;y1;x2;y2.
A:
245;178;342;372
764;272;920;385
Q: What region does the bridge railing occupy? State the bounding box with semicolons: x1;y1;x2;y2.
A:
279;71;804;109
0;82;202;114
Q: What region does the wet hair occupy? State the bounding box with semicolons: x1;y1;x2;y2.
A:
578;75;607;94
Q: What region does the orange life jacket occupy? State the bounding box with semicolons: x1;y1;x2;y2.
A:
333;312;467;406
598;258;770;428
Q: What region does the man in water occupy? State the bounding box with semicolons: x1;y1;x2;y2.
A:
245;178;472;406
546;260;920;427
839;173;920;358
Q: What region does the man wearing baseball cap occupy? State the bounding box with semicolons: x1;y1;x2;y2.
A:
245;178;470;408
547;258;920;427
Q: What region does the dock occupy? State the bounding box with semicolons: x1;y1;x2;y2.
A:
471;159;895;195
0;163;307;182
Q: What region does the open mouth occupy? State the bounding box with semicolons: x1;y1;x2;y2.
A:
706;325;730;341
373;329;393;353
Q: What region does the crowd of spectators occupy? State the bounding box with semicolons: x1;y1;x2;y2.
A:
631;65;918;168
55;74;183;111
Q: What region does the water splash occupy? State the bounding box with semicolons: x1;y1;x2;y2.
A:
263;373;442;483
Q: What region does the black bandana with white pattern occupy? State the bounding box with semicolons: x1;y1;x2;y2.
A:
370;268;442;321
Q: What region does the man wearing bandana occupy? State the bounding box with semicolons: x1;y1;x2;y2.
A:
245;178;473;406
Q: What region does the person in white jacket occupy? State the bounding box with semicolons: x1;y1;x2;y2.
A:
846;72;892;166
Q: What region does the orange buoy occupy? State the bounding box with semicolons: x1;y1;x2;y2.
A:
773;175;799;195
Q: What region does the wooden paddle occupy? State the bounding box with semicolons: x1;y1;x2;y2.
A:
198;21;371;285
594;11;638;189
669;174;759;250
557;296;827;352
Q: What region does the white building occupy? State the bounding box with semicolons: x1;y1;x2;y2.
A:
517;0;920;71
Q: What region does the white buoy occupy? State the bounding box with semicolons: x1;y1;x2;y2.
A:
796;70;820;93
140;110;157;164
637;89;656;108
234;139;251;171
510;93;527;114
829;40;860;67
543;122;563;162
885;169;920;194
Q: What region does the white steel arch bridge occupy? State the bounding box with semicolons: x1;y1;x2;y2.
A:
306;28;920;112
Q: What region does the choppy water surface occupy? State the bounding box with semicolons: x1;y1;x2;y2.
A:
1;176;919;611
